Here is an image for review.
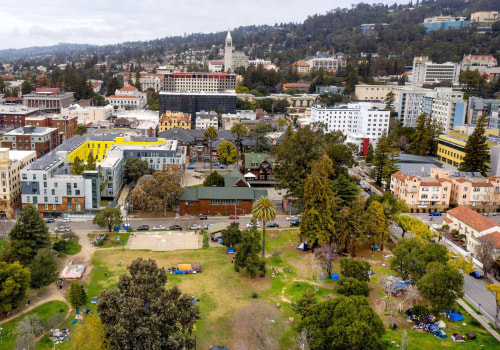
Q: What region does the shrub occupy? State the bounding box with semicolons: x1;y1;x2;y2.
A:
203;232;209;248
251;291;259;299
334;277;369;296
441;224;449;231
62;232;75;240
53;240;68;252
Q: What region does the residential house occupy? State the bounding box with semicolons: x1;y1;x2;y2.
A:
241;153;276;186
159;111;191;132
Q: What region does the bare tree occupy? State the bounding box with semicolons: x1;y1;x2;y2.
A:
476;236;496;278
297;329;310;350
314;243;337;277
16;315;44;350
303;254;321;292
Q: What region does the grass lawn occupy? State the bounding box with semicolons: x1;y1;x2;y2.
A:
89;232;130;248
0;239;6;254
0;301;69;350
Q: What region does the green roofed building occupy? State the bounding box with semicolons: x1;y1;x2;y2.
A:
241;153;276;186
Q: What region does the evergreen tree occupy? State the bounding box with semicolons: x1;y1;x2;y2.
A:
333;175;360;207
373;132;399;189
134;70;142;91
204;126;218;171
70;281;86;310
30;248;58;295
460;116;490;176
408;114;431;156
234;227;263;278
72;156;85;175
86;151;97;171
1;204;50;265
203;171;225;187
365;143;374;163
252;196;277;260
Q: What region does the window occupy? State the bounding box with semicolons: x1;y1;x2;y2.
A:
53;204;56;210
44;182;47;188
45;203;49;210
73;183;77;188
462;195;467;199
51;189;55;195
185;201;193;205
76;204;81;211
55;197;59;202
22;174;27;180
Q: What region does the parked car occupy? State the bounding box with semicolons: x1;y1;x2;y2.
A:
266;222;279;228
204;223;214;230
286;215;298;221
470;271;483;279
228;215;239;219
199;215;208;220
153;225;166;230
169;225;183;231
61;218;71;223
429;212;442;217
216;164;226;169
55;226;71;233
137;225;149;231
189;224;202;230
290;220;300;227
45;218;55;223
246;222;261;228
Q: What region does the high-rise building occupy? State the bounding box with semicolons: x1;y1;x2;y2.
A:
223;31;248;72
161;72;237;92
411;56;460;86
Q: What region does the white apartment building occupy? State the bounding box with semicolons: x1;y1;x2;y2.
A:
208;61;224;73
309;56;347;72
310;103;390;147
397;87;429;127
411;56;460;86
195;111;219;130
162;72;237;92
61;104;114;124
354;85;395;102
249;59;272;67
425;88;466;133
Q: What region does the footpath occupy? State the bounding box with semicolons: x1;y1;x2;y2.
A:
457;299;500;342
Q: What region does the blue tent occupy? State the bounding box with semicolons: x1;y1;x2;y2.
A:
394;281;411;288
227;247;235;254
446;309;465;322
331;273;339;281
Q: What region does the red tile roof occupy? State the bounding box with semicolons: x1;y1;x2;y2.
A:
478;231;500;249
471;182;493;187
420;182;441;186
106;95;139;99
447;206;499;232
391;171;406;182
294;60;310;67
118;86;139;92
443;217;452;224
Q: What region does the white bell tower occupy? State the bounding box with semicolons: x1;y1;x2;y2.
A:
224;30;233;73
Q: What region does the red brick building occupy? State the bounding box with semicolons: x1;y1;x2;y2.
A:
0;105;40;128
1;126;60;158
25;115;78;141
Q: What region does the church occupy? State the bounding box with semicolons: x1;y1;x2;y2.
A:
224;31;248;73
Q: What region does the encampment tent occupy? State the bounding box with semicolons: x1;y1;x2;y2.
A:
437;320;446;329
451;333;465;342
466;332;476;340
446;309;465;322
297;241;309;251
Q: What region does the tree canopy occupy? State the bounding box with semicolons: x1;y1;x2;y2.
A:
93;207;123;232
252;196;277;260
30;248;58;295
124;158;151;184
97;258;199;350
460;116;490;176
203;171;225;187
0;261;31;313
217;140;237;165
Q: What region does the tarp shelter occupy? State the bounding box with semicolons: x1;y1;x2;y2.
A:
466;332;476;340
437;320;446;329
394;281;411;288
297;241;309;251
446;310;465;322
451;333;465;342
59;264;86;280
227;247;235;254
331;273;339;281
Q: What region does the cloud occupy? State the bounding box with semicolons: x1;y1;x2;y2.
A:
0;0;405;49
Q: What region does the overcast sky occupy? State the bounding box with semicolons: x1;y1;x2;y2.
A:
0;0;405;50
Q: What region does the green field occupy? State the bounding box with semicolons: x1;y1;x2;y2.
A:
0;301;69;350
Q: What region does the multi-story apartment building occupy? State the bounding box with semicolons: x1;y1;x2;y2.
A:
23;88;74;112
161;72;237;92
61;104;114;124
105;86;147;109
391;168;500;213
159;91;236;126
411;57;460;86
0;105;40;128
308;56;347;72
354;85;395;102
1;126;60;158
25;115;78;141
421;88;466;133
159;111;191;132
310;103;390;147
195;111;218;130
21;135;186;217
0;148;37;218
467;97;500;126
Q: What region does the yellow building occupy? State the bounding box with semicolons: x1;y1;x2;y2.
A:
67;136;168;163
159;111;191;132
437;129;499;169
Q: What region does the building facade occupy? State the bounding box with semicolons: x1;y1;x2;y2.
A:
23;88;74;112
161;72;237;92
1;126;60;158
195;111;218;130
0;148;37;218
61;104;114;124
159;111;191;132
105;86;147;110
467;97;500;126
0;105;40;128
461;54;498;68
411;57;460;86
422;16;470;33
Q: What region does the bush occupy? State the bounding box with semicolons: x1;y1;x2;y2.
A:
441;224;449;231
334;277;369;296
451;229;459;236
53;240;68;252
251;291;259;299
203;232;209;248
62;232;75;240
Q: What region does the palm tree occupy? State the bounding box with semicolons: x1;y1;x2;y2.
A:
204;126;218;171
252;196;277;260
230;122;248;166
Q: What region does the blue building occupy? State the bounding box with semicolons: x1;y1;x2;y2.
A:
422;16;470;33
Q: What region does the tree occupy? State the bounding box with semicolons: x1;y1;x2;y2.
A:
408;114;431;156
21;80;34;95
460;116;490;176
69;280;87;310
248;123;271;152
271;125;326;198
134;70;142;91
97;258;199;350
30;248;58;296
203;171;225;187
373;132;399;189
339;258;371;282
217;140;237;165
75;125;87;136
294;288;318;320
16;314;44;349
230;122;248;164
397;215;437;243
417;262;464;314
252;196;277;260
153;171;183;214
486;284;500;329
364;201;388;251
1;204;50;265
475;237;496;279
72;156;85;175
334;277;369;296
86;151;97;171
365;143;374;163
93;207;123;232
300;296;385;350
204;126;218;171
0;261;31;313
234;227;263;278
73;314;110;350
333;175;360;207
336;197;367;257
124;158;150;184
221;222;242;248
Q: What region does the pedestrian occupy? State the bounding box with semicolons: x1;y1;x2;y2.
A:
104;272;107;277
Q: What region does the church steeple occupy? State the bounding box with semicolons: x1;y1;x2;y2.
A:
224;30;233;73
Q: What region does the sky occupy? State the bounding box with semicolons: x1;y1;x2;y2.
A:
0;0;405;50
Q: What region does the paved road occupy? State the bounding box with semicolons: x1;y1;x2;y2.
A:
390;223;498;325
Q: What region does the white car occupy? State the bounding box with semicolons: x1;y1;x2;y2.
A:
286;216;298;221
246;222;261;228
153;225;166;230
61;218;71;223
189;224;202;230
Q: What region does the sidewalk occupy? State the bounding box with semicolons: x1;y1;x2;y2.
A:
457;299;500;342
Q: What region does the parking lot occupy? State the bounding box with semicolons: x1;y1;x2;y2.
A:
128;231;202;251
